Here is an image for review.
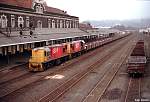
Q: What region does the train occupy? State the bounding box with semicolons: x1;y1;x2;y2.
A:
29;33;128;71
127;40;147;77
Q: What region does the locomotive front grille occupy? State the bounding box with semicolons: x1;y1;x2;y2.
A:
31;63;40;68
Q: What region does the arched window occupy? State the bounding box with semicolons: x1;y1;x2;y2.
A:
64;20;67;28
40;6;43;13
60;20;63;28
73;21;75;28
35;4;43;13
36;6;39;12
48;19;51;28
1;14;7;28
11;15;15;28
37;20;42;28
69;21;71;28
26;17;29;28
52;19;55;28
18;16;24;28
57;20;60;28
71;21;73;28
62;20;65;28
66;21;69;28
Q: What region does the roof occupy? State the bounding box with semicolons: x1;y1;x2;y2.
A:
0;0;68;15
45;6;68;15
0;0;32;9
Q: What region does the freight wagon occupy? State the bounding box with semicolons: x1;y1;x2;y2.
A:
127;40;146;77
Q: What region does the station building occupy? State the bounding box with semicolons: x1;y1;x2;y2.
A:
0;0;83;64
0;0;120;65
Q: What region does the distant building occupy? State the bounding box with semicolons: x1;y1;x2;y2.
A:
0;0;79;34
79;22;93;30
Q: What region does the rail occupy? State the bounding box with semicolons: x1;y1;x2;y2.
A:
124;78;141;102
38;36;131;102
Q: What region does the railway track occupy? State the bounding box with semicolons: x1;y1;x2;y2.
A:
0;51;103;98
124;78;142;102
0;35;132;101
0;63;28;78
0;51;100;98
0;36;124;98
41;34;136;102
0;63;27;71
38;36;133;102
81;36;134;102
124;33;144;102
0;63;29;83
0;36;125;82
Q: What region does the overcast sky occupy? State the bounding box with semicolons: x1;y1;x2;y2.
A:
46;0;150;22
